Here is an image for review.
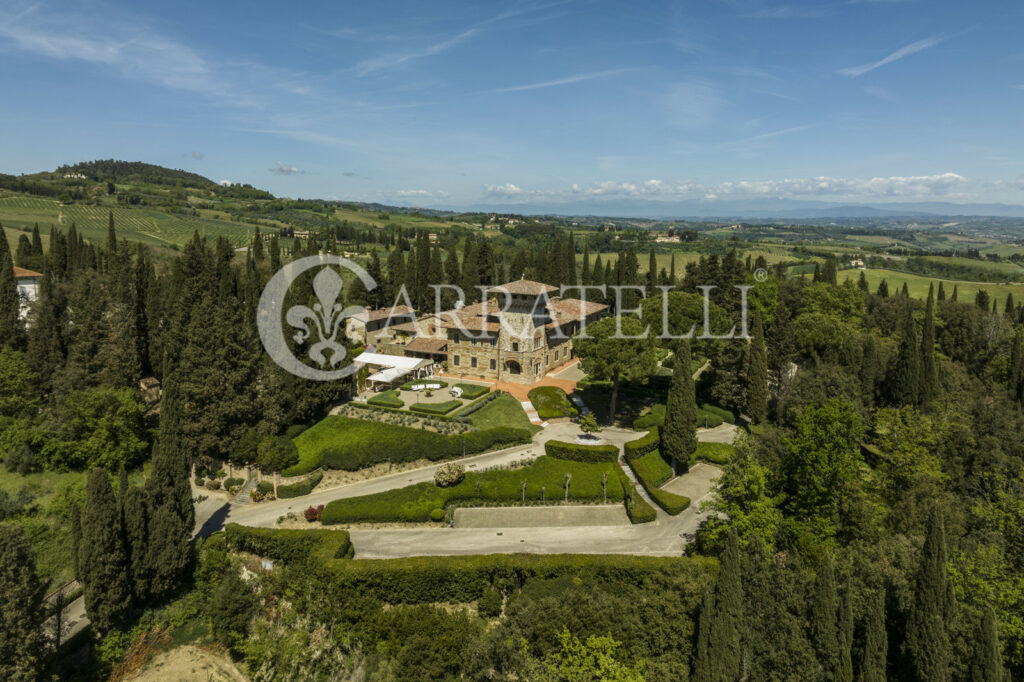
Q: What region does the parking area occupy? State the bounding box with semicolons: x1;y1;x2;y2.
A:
454;504;630;528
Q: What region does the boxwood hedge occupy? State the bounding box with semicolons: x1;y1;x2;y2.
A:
699;403;736;425
409;400;462;416
624;447;691;516
285;417;532;475
454;383;489;399
367;390;404;408
224;523;715;604
277;471;324;499
696;442;735;465
543;439;619;463
624;429;659;461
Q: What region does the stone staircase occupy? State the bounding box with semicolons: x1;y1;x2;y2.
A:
233;477;258;505
521;400;544;426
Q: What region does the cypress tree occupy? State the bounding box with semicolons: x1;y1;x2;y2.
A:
837;589;854;682
877;280;889;298
694;586;715;682
145;376;194;598
920;284;937;404
252;227;264;261
810;555;840;680
857;271;868;292
564;232;577;285
903;510;952;682
889;311;921;406
0;229;19;348
661;340;697;474
647;247;657;293
746;315;769;422
79;468;131;631
269;235;281;271
123;486;150;603
951;285;958;302
976;289;990;311
708;531;743;681
860;589;887;682
860;336;879;408
70;502;82;579
970;605;1004;682
1004;293;1015;316
427;243;444;308
580;243;591;286
1009;330;1024;402
901;282;910;298
937;282;946;301
14;234;32;268
0;526;48;680
669;253;677;288
822;257;838;285
813;263;822;282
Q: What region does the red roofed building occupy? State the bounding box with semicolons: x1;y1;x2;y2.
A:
13;266;42;319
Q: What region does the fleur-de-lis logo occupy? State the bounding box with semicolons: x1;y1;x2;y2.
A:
257;255;376;381
285;267;360;368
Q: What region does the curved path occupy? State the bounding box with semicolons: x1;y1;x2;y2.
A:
209;422;733;558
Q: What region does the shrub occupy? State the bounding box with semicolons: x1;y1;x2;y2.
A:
256;481;274;495
648;487;690;515
478;588;502;617
257;436;299;474
696;442;734;464
288;417;532;474
434;463;466;487
304;505;325;522
623;429;659;461
284;424;309;439
695;408;724;429
225;524;352;564
543;440;619;463
194;477;206;487
409;400;461;416
430;508;445;522
527;386;578;420
367;390;404;408
277;471;324;499
632;404;665;430
624;448;690;516
624;485;657;524
224;477;244;490
205;479;221;491
454;383;489;399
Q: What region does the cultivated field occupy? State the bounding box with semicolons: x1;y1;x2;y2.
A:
856;268;1024;309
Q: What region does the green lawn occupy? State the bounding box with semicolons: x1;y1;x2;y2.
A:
367;390;404;408
857;268;1024;311
467;394;540;433
320;455;626;524
527;386;578;420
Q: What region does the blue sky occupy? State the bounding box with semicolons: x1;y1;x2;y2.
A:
1;0;1023;210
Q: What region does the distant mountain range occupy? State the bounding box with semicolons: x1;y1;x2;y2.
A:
456;198;1024;220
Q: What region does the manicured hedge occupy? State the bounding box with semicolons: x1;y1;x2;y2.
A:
696;442;735;465
624;429;660;461
256;481;274;495
224;477;244;490
400;379;448;391
277;471;324;499
624;484;657;524
226;524;715;604
285;416;532;475
367;390;404;408
409;400;462;416
695;408;724;429
624;448;691;516
320;456;625;524
527;386;579;420
543;439;619;463
454;383;489;399
700;403;736;425
225;524;352;564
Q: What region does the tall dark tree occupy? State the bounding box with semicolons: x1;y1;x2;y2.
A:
1004;293;1015;316
746;315;769;422
122;486;150;603
0;229;20;348
903;510;952;682
888;311;921;406
877;280;889;298
694;586;715;682
269;235;281;271
970;606;1005;682
1009;330;1024;402
860;589;887;682
79;468;132;631
646;247;657;293
937;281;946;301
661;340;697;474
822;257;838;286
708;532;743;680
70;502;82;579
0;526;48;680
920;284;937;404
857;271;869;293
976;289;990;311
580;242;591;286
810;555;840;681
837;589;854;682
950;285;958;302
669;253;677;288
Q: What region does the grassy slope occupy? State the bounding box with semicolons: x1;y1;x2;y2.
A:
856;268;1024;310
469;394;540;433
527;386;578;420
321;455;626;523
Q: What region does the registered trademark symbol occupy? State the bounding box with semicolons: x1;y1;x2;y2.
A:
754;268;768;282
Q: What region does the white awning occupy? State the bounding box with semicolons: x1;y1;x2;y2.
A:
353;352;430;371
367;366;412;384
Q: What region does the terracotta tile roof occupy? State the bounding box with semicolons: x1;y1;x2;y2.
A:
405;337;448;354
13;266;42;279
487;278;557;296
549;298;608;319
355;305;415;323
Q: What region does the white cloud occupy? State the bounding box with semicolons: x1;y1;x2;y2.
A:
395;188;449;199
839;36;943;77
489;68;634;94
664;81;721;128
270;162;304;176
481;173;975;202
